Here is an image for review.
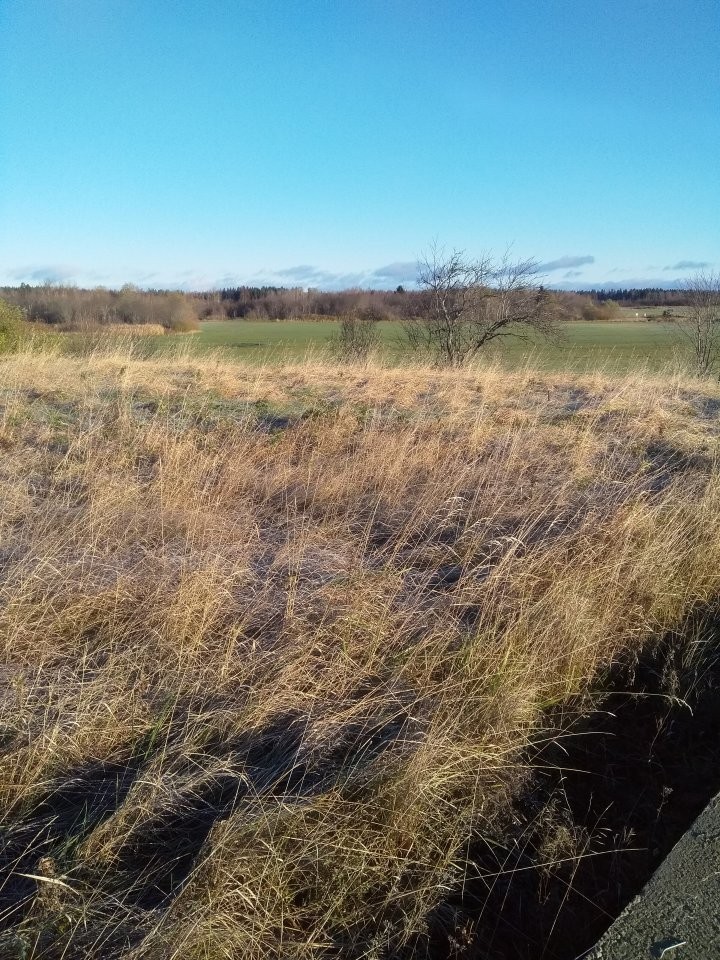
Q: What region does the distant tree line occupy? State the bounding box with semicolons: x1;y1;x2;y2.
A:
195;286;417;320
577;288;693;307
0;283;199;331
0;281;692;334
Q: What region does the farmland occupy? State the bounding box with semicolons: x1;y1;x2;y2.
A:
171;317;687;371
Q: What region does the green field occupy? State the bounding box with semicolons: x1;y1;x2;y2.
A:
179;318;689;371
198;319;341;354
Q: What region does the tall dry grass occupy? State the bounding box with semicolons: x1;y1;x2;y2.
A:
1;343;720;958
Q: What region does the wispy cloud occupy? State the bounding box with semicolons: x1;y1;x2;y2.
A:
537;255;595;273
663;260;711;271
7;264;79;284
252;261;417;291
563;270;583;279
370;261;418;286
550;276;691;291
2;260;419;292
273;265;323;281
259;265;364;289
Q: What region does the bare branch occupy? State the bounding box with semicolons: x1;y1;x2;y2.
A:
405;244;556;365
670;271;720;377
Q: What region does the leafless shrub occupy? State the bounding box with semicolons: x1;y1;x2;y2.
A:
334;305;382;361
671;271;720;377
403;242;557;366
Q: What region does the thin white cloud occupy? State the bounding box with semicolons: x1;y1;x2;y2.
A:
257;265;359;288
273;265;322;281
253;262;416;291
537;255;595;273
663;260;711;271
370;261;418;285
1;259;419;292
7;264;79;284
550;276;689;291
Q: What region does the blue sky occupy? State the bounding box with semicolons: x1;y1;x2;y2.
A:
1;0;718;291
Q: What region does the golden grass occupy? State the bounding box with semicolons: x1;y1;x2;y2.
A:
90;323;169;337
1;343;720;957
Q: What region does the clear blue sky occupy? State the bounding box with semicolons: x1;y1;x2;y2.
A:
1;0;718;290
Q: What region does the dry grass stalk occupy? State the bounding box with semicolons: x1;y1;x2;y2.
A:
0;343;719;957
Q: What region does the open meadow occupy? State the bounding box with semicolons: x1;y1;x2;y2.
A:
3;0;718;954
165;319;689;372
1;337;720;958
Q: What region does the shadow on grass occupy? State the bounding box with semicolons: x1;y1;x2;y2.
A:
417;608;720;960
2;610;719;958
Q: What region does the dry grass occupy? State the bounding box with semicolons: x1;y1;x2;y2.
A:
1;343;720;958
90;323;168;337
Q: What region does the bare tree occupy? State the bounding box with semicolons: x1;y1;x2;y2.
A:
672;272;720;377
333;305;381;362
402;242;556;366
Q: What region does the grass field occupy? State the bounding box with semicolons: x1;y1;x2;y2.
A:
58;317;691;373
1;339;720;958
177;319;689;371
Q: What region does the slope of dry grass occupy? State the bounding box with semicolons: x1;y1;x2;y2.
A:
1;343;720;958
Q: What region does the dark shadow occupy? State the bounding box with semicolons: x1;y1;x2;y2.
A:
0;758;140;929
100;701;419;909
413;608;720;959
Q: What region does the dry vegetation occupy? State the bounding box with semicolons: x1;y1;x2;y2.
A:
1;340;720;958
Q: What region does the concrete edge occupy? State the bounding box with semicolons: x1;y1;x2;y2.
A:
584;793;720;959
